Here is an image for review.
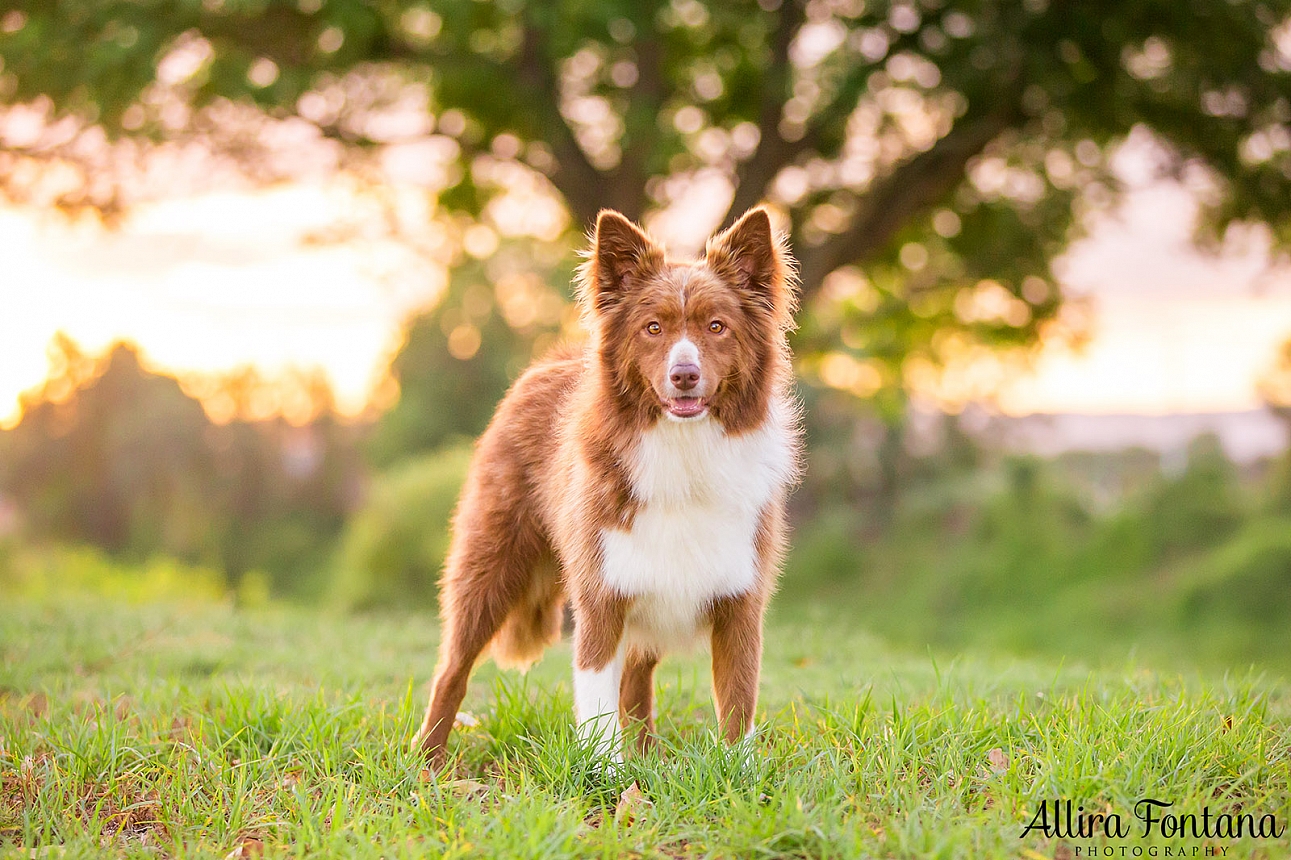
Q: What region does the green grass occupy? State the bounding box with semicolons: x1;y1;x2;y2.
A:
2;598;1289;858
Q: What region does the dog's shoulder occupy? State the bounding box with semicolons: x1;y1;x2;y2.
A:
497;344;585;413
476;344;586;469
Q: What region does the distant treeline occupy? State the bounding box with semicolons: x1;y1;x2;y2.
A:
0;336;363;598
3;330;1291;671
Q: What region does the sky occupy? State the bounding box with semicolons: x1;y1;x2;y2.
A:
1;184;441;423
997;176;1291;415
2;144;1289;427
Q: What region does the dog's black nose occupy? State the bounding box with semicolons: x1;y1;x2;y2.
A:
670;363;700;391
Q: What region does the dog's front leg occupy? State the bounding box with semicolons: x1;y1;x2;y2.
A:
709;592;764;744
571;589;627;760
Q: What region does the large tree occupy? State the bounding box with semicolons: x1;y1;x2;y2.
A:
3;0;1290;449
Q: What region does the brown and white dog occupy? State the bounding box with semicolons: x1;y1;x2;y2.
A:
414;206;802;764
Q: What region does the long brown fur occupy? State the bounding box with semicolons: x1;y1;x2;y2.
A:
414;207;801;764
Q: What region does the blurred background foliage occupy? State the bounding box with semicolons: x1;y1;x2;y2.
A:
2;0;1291;671
0;335;364;600
5;332;1291;672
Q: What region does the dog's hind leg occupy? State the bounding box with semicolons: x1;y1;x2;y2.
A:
619;647;660;755
489;556;564;671
414;514;544;766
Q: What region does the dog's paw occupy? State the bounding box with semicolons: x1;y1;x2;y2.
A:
728;725;761;771
586;747;625;781
411;733;448;773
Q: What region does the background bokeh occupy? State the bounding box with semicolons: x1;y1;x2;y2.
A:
3;0;1291;672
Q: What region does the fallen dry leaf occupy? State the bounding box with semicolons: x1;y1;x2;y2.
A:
72;692;105;719
224;837;265;859
418;768;432;784
445;778;490;798
615;781;653;826
168;716;193;741
25;692;48;719
986;747;1009;774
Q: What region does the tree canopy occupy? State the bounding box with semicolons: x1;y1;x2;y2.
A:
3;0;1290;436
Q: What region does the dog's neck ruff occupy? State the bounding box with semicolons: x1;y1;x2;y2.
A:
628;401;793;506
598;396;796;651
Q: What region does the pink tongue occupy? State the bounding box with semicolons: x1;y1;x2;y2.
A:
670;397;705;417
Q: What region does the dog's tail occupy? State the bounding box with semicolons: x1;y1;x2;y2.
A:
489;559;565;671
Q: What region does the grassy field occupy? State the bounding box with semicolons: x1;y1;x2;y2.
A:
2;598;1289;859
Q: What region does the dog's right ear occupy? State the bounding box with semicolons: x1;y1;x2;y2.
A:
582;210;663;314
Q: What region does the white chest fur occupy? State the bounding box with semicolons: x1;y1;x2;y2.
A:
598;398;797;651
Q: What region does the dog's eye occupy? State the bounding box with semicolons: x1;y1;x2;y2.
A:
708;320;726;334
645;322;662;336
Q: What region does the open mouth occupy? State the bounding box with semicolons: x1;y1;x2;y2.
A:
664;396;708;418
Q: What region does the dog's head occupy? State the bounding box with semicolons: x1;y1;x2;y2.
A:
578;207;796;432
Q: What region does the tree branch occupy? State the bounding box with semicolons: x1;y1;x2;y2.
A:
516;21;610;229
197;6;321;67
722;0;808;226
612;24;667;221
797;103;1020;297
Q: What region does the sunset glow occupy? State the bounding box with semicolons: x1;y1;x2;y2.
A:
1;184;443;426
2;164;1288;426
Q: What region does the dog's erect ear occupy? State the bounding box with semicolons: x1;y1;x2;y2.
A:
588;210;663;311
705;207;795;323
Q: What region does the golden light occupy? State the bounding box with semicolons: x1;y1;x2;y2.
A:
819;352;884;398
0;184;443;427
2;129;1289;431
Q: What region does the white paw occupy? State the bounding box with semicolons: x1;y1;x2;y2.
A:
730;725;760;770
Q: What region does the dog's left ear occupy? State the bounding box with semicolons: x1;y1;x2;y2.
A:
706;207;795;324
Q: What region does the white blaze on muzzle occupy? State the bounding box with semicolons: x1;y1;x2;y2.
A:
667;337;699;370
663;336;707;418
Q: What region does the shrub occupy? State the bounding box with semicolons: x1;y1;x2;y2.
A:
0;542;228;603
1140;435;1244;559
785;507;868;592
329;444;472;611
1179;518;1291;625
